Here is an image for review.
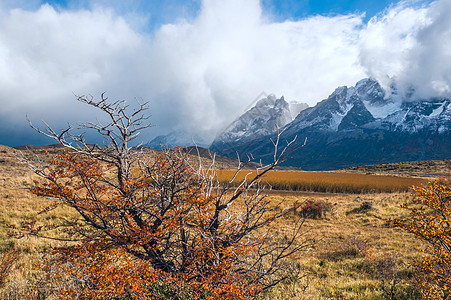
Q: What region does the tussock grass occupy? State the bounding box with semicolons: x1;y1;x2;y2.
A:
217;170;428;193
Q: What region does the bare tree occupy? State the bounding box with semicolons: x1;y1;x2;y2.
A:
19;94;309;299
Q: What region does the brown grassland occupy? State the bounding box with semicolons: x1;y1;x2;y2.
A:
0;144;448;299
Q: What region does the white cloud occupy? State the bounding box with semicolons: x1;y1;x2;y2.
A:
0;4;142;117
0;0;449;146
359;0;451;99
131;0;366;138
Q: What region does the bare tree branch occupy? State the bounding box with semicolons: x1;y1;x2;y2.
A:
19;94;311;298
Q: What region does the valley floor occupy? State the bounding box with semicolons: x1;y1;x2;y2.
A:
264;191;421;299
0;146;440;299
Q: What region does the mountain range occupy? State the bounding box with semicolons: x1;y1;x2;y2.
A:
210;78;451;170
147;95;308;150
147;130;210;149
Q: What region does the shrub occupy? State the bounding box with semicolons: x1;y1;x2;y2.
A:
299;199;333;219
346;201;373;215
394;178;451;299
339;235;369;258
19;95;309;299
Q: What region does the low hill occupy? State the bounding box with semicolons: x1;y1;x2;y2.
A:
340;159;451;178
13;144;63;150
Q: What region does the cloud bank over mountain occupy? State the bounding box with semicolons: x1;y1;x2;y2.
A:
359;0;451;99
0;0;448;146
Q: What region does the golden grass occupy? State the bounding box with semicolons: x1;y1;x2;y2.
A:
0;149;428;299
260;192;423;299
0;152;79;298
217;170;428;193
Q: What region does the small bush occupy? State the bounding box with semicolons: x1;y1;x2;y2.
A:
394;178;451;299
347;201;373;215
299;199;333;219
360;201;373;211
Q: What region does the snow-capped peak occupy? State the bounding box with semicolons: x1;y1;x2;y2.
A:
210;78;451;171
287;78;451;133
212;95;308;145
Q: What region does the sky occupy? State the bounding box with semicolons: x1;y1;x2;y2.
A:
0;0;449;147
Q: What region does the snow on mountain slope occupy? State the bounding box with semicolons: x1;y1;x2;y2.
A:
214;94;307;145
211;78;451;170
147;130;209;149
149;95;309;150
286;78;451;134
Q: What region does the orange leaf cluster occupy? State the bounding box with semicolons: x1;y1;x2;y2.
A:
395;178;451;299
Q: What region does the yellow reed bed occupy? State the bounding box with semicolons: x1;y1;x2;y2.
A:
216;170;428;193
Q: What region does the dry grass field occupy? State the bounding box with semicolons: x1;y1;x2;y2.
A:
0;144;448;299
260;192;422;299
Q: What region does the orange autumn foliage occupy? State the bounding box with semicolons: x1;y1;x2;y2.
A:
395;178;451;299
29;243;262;300
27;150;267;299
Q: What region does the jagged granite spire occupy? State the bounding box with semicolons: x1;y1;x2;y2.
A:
211;94;307;152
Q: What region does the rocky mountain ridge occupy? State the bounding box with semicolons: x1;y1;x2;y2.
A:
149;95;308;150
213;94;307;147
210;78;451;170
